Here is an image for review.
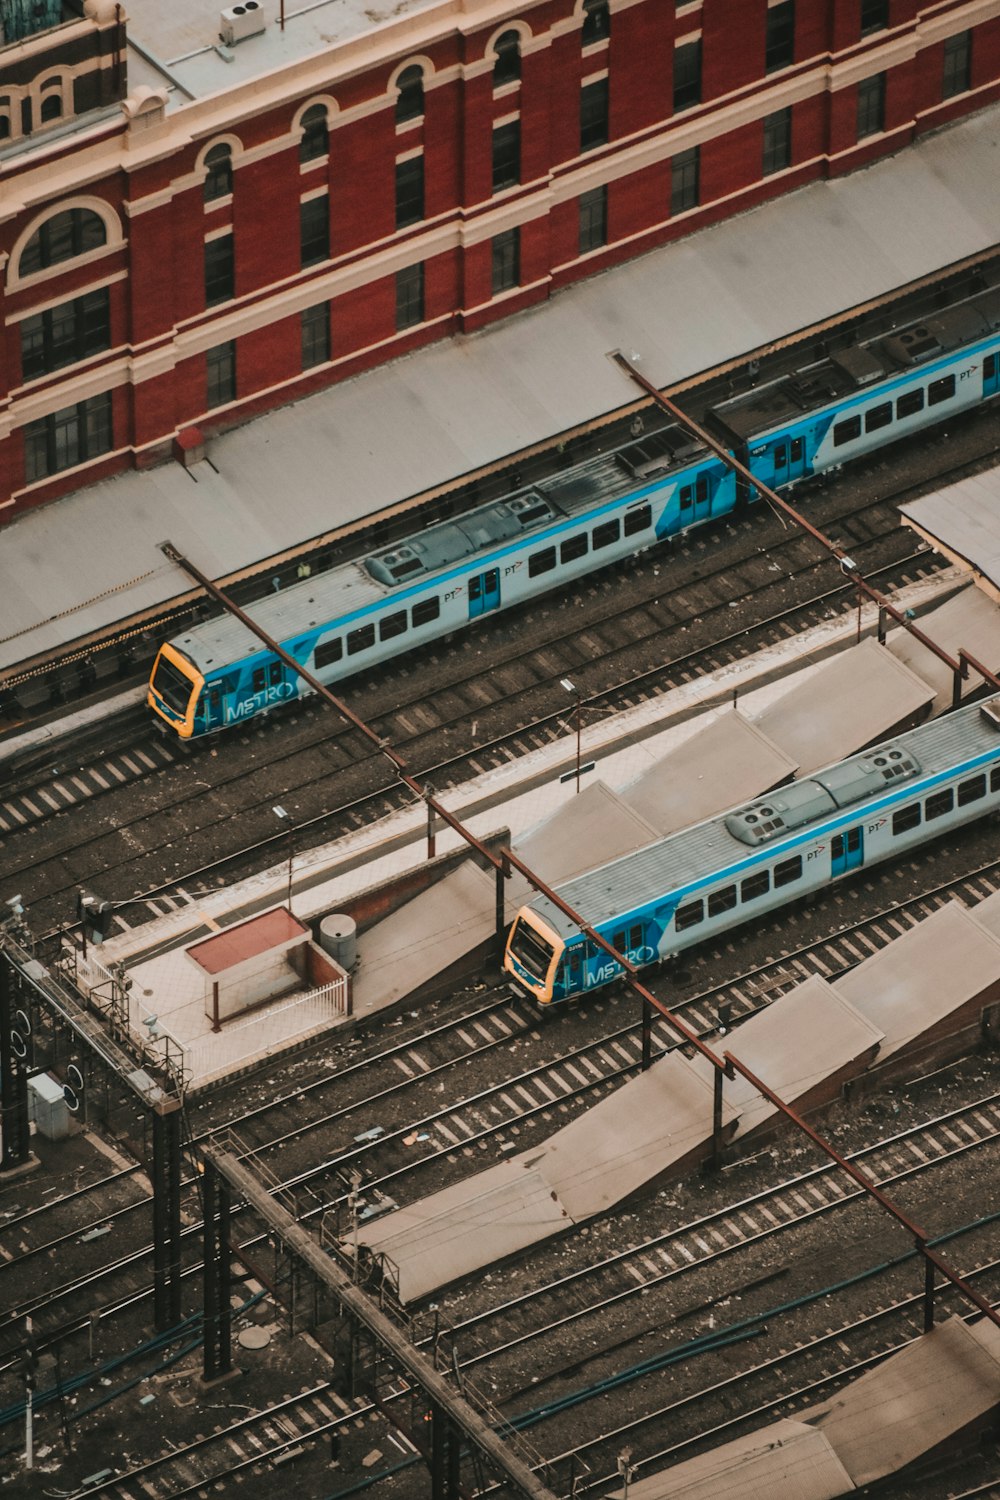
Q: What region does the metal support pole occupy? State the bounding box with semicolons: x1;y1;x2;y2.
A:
495;860;507;961
152;1103;183;1331
877;604;887;644
203;1163;218;1383
0;954;31;1171
575;695;582;794
426;795;436;860
640;998;652;1072
923;1249;935;1332
211;980;220;1035
447;1417;461;1498
712;1066;726;1169
431;1403;446;1500
855;583;863;644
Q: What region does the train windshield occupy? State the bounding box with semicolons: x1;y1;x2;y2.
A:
151;652;196;715
509;918;554;980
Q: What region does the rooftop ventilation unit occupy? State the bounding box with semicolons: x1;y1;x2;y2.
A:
220;1;265;45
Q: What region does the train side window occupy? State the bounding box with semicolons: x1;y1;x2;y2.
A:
928;374;956;406
252;667;266;692
315;637;343;669
529;547;557;576
679;485;693;509
695;475;708;503
268;661;283;686
865;402;892;433
707;885;737;917
957;774;986;806
347;622;376;655
833;415;861;446
628;923;643;948
209;687;222;709
892;803;921;835
612;929;625;952
675;899;703;931
790;437;803;462
561;533;589;564
379;610;408;642
741;870;770;902
925;788;954;820
986;353;998;381
992;766;1000;793
568;948;581;973
896;388;924;419
773;855;802;887
773;444;787;468
623;504;651;536
593;519;621;549
411;597;440;626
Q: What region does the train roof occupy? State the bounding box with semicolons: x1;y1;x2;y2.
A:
710;280;1000;443
168;417;707;672
528;696;1000;940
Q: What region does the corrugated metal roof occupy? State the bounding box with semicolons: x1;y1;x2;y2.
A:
901;467;1000;592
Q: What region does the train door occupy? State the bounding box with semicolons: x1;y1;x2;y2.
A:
831;826;864;877
678;473;713;527
771;436;806;486
193;684;225;734
985;352;999;399
468;568;501;618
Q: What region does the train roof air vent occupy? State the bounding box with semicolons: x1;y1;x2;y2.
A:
814;745;921;807
725;781;837;846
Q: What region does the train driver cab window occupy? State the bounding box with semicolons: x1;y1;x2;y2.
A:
741;871;770;902
347;623;376;655
707;885;737;917
593;519;621;549
315;637;343;669
773;855;802;887
958;774;986;806
252;667;266;692
833;415;862;446
268;661;283;686
380;610;408;642
865;402;892;433
675;899;703;931
928;375;956;406
925;788;954;820
624;504;651;536
561;533;589;564
896;389;924;419
892;803;921;835
529;547;557;576
411;597;440;626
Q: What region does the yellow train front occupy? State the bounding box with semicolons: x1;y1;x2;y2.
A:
147;642;205;738
504;909;565;1003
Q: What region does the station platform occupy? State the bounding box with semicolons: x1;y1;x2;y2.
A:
4;100;1000;677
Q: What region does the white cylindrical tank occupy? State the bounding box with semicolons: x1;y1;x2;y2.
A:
320;912;357;972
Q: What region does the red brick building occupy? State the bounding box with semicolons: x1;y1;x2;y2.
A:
1;0;997;520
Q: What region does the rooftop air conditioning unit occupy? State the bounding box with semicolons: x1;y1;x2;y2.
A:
220;1;266;45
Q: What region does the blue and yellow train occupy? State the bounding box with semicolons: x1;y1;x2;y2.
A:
504;697;1000;1003
148;272;1000;739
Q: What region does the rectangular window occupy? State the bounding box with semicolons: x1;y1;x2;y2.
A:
670;146;699;214
492;120;520;191
411;597;440;627
765;1;795;72
314;638;343;670
892;803;921;835
379;611;408;642
928;374;956;406
896;388;925;419
673;40;701;111
396;262;424;331
579;185;608;254
860;0;888;34
347;623;376;655
942;30;972;99
300;195;329;267
301;302;330;369
865;402;893;433
774;855;802;887
993;767;1000;793
675;899;704;931
762;107;792;175
20;286;110;381
395;155;424;228
741;871;770;902
857;72;885;138
528;547;557;576
925;788;954;820
23;391;112;484
707;885;737;917
624;504;652;536
680;485;693;510
592;518;621;549
204;233;234;306
268;661;283;687
491;227;520;294
252;667;266;693
833;414;862;446
580;77;609;151
985;353;998;382
561;534;589;564
958;774;986;806
206;341;236;408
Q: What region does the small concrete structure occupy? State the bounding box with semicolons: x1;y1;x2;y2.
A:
749;637;934;774
185;907;344;1025
28;1072;71;1141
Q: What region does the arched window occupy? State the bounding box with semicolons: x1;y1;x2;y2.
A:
582;0;610;45
493;31;521;87
395;65;424;124
0;102;11;141
203;143;233;201
40;95;63;122
299;103;328;163
19;208;106;277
